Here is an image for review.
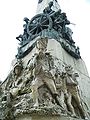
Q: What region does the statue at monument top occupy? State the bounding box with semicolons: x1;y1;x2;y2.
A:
38;0;58;4
37;0;60;14
43;1;53;13
38;0;43;4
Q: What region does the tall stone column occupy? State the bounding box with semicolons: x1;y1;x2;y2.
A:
0;0;90;120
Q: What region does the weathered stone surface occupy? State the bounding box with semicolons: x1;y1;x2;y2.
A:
15;115;85;120
0;38;90;120
0;0;90;120
47;38;90;110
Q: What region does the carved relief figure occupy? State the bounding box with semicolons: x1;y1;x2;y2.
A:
7;60;23;97
54;70;68;110
16;17;30;46
5;60;31;98
63;65;87;119
27;38;60;107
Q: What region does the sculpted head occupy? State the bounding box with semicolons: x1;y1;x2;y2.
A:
65;65;73;75
36;37;48;54
13;60;23;76
49;1;53;8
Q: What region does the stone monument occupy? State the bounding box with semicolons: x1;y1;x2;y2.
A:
0;0;90;120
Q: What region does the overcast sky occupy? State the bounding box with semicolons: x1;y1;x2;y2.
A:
0;0;90;81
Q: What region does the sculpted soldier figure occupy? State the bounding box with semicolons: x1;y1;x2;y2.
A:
6;60;23;97
27;38;59;107
5;60;30;98
64;65;87;119
43;1;54;14
54;70;67;110
38;0;43;4
0;60;24;120
16;17;30;46
60;12;70;38
64;27;75;45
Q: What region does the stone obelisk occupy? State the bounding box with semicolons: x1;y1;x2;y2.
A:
0;0;90;120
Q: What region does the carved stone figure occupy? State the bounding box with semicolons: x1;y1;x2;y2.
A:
5;60;33;99
54;70;67;110
27;38;62;107
0;89;14;120
64;65;87;119
6;60;23;97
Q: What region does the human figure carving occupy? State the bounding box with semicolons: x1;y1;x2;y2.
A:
27;38;60;107
43;1;54;14
64;27;75;45
75;46;80;57
59;12;70;37
5;60;31;98
55;70;67;110
9;60;23;97
38;0;43;4
64;65;87;119
16;17;30;45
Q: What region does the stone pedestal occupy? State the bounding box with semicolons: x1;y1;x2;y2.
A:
15;115;84;120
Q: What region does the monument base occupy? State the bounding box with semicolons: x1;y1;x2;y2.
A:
15;115;84;120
